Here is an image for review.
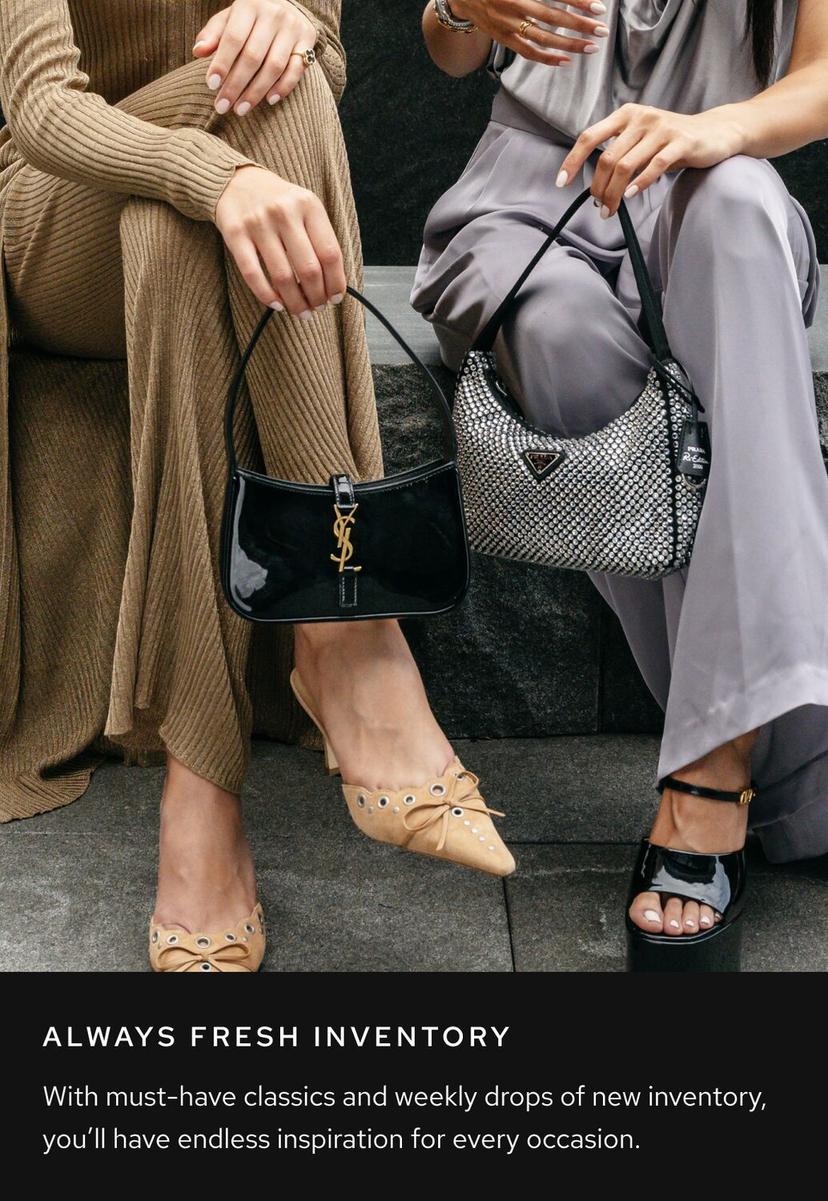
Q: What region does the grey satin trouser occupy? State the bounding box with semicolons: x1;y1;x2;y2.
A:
412;115;828;862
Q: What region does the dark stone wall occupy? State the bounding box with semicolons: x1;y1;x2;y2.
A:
340;2;828;264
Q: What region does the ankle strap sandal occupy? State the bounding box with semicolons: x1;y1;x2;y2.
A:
626;776;755;973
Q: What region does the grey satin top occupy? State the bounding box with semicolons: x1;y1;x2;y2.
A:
491;0;799;140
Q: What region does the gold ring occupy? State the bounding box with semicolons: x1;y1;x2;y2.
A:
518;18;536;38
291;47;317;67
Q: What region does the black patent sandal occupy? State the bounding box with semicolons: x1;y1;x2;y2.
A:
626;775;755;973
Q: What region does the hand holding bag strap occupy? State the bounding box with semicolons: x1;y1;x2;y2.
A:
473;187;672;364
224;285;457;475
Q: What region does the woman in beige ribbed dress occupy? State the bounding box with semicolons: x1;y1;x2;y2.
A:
0;1;514;972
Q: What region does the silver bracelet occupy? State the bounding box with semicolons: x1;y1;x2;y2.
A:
433;0;477;34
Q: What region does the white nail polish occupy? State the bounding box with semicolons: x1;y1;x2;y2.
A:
669;919;681;929
624;184;639;199
700;916;712;926
685;919;696;927
298;311;314;321
555;169;568;188
236;101;251;116
593;24;610;37
269;301;284;312
215;98;231;114
589;2;607;13
207;73;222;90
643;909;660;922
315;303;327;311
600;205;611;220
583;43;601;54
268;93;281;104
330;293;345;304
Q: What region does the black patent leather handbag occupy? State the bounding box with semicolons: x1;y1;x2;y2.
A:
220;286;470;624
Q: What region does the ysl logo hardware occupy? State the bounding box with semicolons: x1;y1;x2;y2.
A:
331;504;363;574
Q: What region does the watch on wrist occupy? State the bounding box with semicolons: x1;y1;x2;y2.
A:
433;0;477;34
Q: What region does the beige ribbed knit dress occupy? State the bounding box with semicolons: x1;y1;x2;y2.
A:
0;1;382;820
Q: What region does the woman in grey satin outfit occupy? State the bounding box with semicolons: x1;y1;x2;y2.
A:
415;0;828;965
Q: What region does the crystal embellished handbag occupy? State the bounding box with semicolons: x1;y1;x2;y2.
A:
221;287;470;624
453;188;710;579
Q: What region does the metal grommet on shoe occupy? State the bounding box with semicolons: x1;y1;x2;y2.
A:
196;936;211;948
200;962;212;972
451;807;464;817
378;796;389;808
430;783;446;796
245;923;255;934
151;931;159;944
357;794;366;808
403;794;416;806
225;932;236;942
166;934;178;945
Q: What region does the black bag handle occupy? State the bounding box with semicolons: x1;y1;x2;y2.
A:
225;285;457;475
474;187;672;363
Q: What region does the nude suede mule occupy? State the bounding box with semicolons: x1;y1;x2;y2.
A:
290;670;516;877
149;903;266;972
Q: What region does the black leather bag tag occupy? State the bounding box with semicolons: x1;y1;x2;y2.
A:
679;416;711;482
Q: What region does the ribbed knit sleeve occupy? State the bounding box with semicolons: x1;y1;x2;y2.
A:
0;1;255;222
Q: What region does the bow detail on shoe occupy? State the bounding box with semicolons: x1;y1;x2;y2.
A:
155;937;257;973
402;769;505;853
149;904;266;973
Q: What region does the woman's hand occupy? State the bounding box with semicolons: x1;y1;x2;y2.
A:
557;104;746;215
449;0;610;67
215;166;346;317
193;1;317;115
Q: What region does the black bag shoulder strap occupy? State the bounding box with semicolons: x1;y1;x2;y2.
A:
225;285;457;475
473;187;672;363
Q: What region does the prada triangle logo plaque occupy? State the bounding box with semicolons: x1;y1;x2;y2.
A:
523;449;565;480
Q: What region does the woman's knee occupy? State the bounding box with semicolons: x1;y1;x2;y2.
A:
668;156;786;249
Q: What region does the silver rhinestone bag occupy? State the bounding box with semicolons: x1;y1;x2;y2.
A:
453;189;709;580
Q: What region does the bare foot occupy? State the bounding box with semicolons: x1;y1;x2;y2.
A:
294;619;454;790
629;732;758;936
152;754;257;933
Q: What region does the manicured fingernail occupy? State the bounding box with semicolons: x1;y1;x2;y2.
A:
643;910;660;923
555;170;569;188
298;311;314;321
669;919;681;929
600;204;611;219
207;73;222;90
593;24;610;37
236;101;251;116
685;919;696;928
624;184;639;199
193;41;207;52
269;301;284;312
583;43;601;54
268;93;281;104
315;303;327;311
590;2;607;12
215;98;231;114
700;916;712;926
330;293;345;304
557;58;572;66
